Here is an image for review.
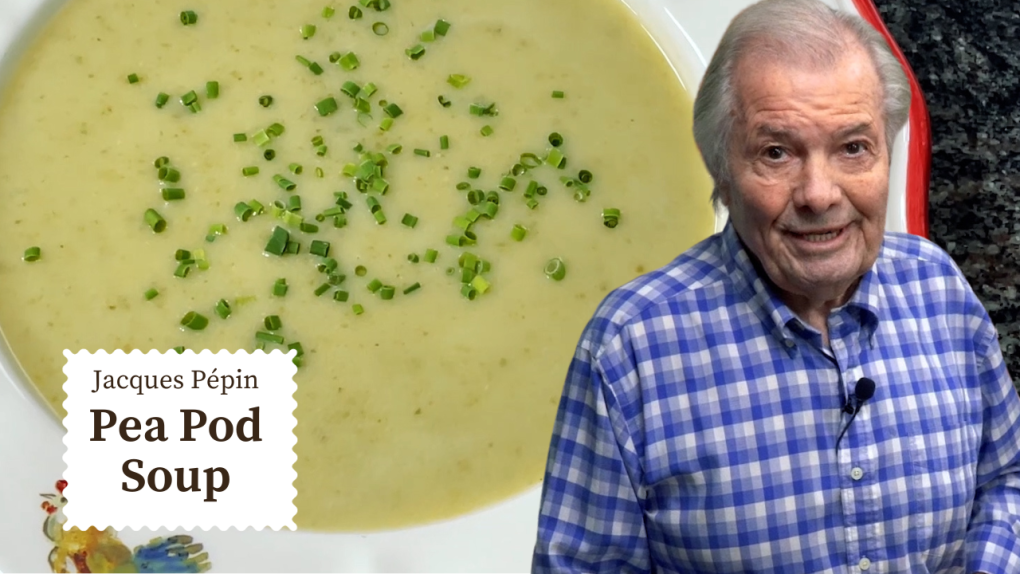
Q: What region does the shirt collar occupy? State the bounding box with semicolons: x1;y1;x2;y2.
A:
718;220;881;352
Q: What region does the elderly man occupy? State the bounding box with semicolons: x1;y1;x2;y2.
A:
531;0;1020;572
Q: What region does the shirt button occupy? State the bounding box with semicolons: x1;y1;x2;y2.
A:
851;467;864;480
858;557;871;570
784;339;795;348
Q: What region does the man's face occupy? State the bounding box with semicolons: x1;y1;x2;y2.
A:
721;45;890;305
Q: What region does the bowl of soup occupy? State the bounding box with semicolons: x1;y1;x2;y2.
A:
0;0;923;571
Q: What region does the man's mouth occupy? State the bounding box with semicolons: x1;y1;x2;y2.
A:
788;225;847;243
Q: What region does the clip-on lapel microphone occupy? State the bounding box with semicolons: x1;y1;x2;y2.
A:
835;377;876;454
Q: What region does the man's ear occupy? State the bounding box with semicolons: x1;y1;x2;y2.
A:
717;181;732;208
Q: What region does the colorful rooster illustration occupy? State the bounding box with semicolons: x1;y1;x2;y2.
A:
40;480;212;573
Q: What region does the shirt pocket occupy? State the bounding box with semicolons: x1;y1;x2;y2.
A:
907;372;978;567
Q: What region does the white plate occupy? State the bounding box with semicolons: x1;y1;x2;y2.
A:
0;0;922;571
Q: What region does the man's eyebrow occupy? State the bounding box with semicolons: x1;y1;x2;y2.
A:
834;122;878;139
751;125;792;139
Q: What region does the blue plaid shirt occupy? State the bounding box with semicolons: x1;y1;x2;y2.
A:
533;221;1020;574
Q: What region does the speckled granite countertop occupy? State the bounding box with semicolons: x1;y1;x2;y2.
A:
873;0;1020;380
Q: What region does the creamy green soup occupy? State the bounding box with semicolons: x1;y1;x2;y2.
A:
0;0;714;530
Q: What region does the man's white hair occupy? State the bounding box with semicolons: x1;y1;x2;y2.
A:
692;0;912;211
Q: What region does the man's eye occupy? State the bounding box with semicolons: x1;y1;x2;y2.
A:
765;146;785;160
845;142;865;155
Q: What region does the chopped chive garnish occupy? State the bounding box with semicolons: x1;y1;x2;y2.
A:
456;182;471;191
481;201;499;219
340;81;361;98
181;90;198;106
401;213;419;228
259;95;274;108
234;202;254;221
373;210;387;225
521;153;542;169
424;248;438;263
414;148;431;158
144;209;166;233
23;246;41;262
438;95;452;108
323;6;335;18
511;163;526;176
552;90;565;98
387;143;403;154
480;125;494;137
447;74;470;88
249;199;265;214
537;185;548;196
264;149;277;161
471;275;491;295
127;73;140;84
405;44;426;60
152;95;171;112
548;132;564;147
579;169;594;184
333;212;346;228
440;135;449;150
175;250;191;261
264;315;282;331
161;188;185;201
352;303;365;315
242;166;260;177
180;10;198;25
361;82;378;97
377;285;395;300
461;284;477;300
214;299;232;319
349;6;362;18
486;191;500;204
327;273;345;285
499;176;517;191
372;22;389;35
174;262;191;278
355;265;367;277
338;52;360;70
379;117;394;131
300;222;319;233
367;278;383;292
172;346;186;354
309;240;331;257
403;282;421;295
188;102;202;113
524;180;538;198
300;24;317;39
333;290;349;302
144;288;159;300
546;148;566;168
467;166;481;179
288;163;303;175
266;122;285;137
180;311;208;330
526;198;540;210
154;156;170;169
383;103;403;118
273;174;297;191
158;167;180;182
256;331;285;344
264;226;289;256
544;258;567;281
252;129;271;146
206;81;219;99
602;208;621;228
467;189;487;205
511;224;528;241
407;253;420;263
273;278;289;297
313;282;331;297
434;19;451;35
233;132;248;142
421;28;436;42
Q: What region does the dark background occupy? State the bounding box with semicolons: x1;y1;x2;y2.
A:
873;0;1020;383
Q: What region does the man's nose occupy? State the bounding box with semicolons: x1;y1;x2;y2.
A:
793;154;842;212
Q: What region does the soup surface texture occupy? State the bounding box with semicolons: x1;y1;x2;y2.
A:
0;0;714;530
